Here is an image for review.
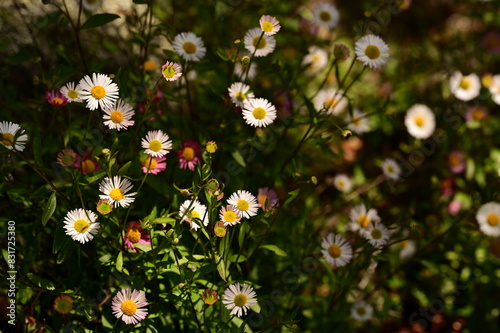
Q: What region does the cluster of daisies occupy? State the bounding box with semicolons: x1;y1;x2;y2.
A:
449;71;500;105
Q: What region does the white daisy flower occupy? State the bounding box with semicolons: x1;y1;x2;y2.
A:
488;74;500;105
228;82;255;108
111;289;148;325
313;89;348;115
102;99;135;131
227;190;259;219
449;71;481;101
244;27;276;57
399;239;417;259
301;46;328;76
222;283;258;317
364;221;390;247
0;121;28;152
179;199;208;230
381;158;401;180
348;204;380;232
60;81;83;102
404;104;435;139
355;34;390;69
312;2;340;28
242;98;277;127
219;205;242;227
99;176;137;208
141;130;172;157
259;15;281;36
235;61;258;81
172;32;206;62
78;73;119;111
320;233;353;267
345;109;370;134
476;202;500;237
332;174;352;193
63;208;99;244
351;301;373;322
161;61;183;81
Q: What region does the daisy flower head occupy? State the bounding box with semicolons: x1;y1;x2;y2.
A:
259;15;281;36
449;71;481;101
0;121;28;152
74;150;101;175
301;46;328;76
447;150;465;174
228;82;255;108
214;222;227;237
465;105;488;122
404;104;435;139
242;98;277;127
143;60;157;72
141;155;167;175
257;187;279;211
235;61;258;81
321;233;353;267
476;202;500;237
488;75;500;105
399;239;417;259
141;130;172;157
348;203;380;232
313;89;348;115
351;301;373;322
244;27;276;57
363;221;390;247
206;141;218;154
172;32;206;62
355;34;390;69
46;89;69;107
333;43;351;62
179;199;208;230
124;221;151;252
96;199;113;215
60;81;83;102
312;2;340;29
102;99;135;131
112;289;148;325
227;190;259;219
99;176;137;208
78;73;119;111
177;139;202;171
63;208;99;244
219;205;242;226
345;109;370;134
222;283;258;317
57;148;77;167
202;289;219;305
381;158;401;180
53;295;73;315
161;61;182;81
332;174;352;193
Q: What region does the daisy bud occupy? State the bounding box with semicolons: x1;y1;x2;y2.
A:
341;130;352;140
333;44;350;62
102;148;111;156
241;56;251;66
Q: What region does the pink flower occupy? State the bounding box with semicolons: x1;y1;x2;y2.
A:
447;150;465;174
46;89;69;106
57;148;78;167
257;187;279;211
177;139;202;171
141;156;167;175
123;221;151;252
73;151;101;175
448;200;462;216
440;178;454;197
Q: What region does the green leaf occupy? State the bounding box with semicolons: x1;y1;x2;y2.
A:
27;273;56;291
116;252;123;272
238;222;249;249
79;170;106;185
117;161;132;176
152;217;175;225
284;188;300;206
232;150;246;167
260;244;287;257
134;243;152;252
80;14;120;30
216;255;227;281
216;48;229;61
41;192;56;227
229;254;247;263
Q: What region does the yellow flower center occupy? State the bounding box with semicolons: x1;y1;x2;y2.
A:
471;108;485;120
120;300;137;316
52;97;65;105
386;165;394;173
143;60;157;71
237;199;250;211
261;21;274;33
1;133;14;146
182;147;195;161
352;117;361;126
337;180;345;188
358;215;370;228
74;219;89;233
365;45;381;60
162;66;176;79
487;213;499;226
319;11;331;22
258;195;268;207
459;78;470;90
235;91;246;102
223;210;237;223
233;294;248;307
415;115;425;127
90;86;106;100
68;90;79;99
110;111;124;123
126;228;141;243
253;36;267;49
149;139;163;152
328;244;342;258
215;224;227;236
371;228;383;239
183;41;197;54
324;98;338;109
81;159;96;174
449;155;460;166
191;210;201;219
356;306;367;316
252;107;267;120
144;156;158;170
61;153;75;166
109;188;124;201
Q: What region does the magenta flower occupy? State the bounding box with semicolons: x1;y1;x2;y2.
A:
111;288;148;325
73;151;101;175
448;200;462;216
257;187;279;211
141;156;167;175
124;221;151;252
46;89;69;107
177;139;202;171
57;148;78;167
447;150;465;174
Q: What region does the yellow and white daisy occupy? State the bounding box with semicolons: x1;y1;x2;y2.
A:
78;73;119;111
476;202;500;237
219;205;242;227
60;81;83;102
242;98;277;127
488;74;500;105
227;190;259;219
313;88;348;115
404;104;435;139
381;158;401;180
222;283;258;317
259;15;281;36
172;32;206;62
332;174;352;193
345;109;370;134
449;71;481;101
321;233;353;267
399;239;417;259
111;288;148;325
348;203;380;232
244;27;276;57
0;121;28;152
63;208;99;244
179;199;208;230
364;221;390;247
141;130;172;157
161;61;182;81
228;82;255;108
99;176;137;208
235;61;258;81
351;301;373;322
312;2;340;29
301;46;328;76
102;99;135;131
355;34;390;69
